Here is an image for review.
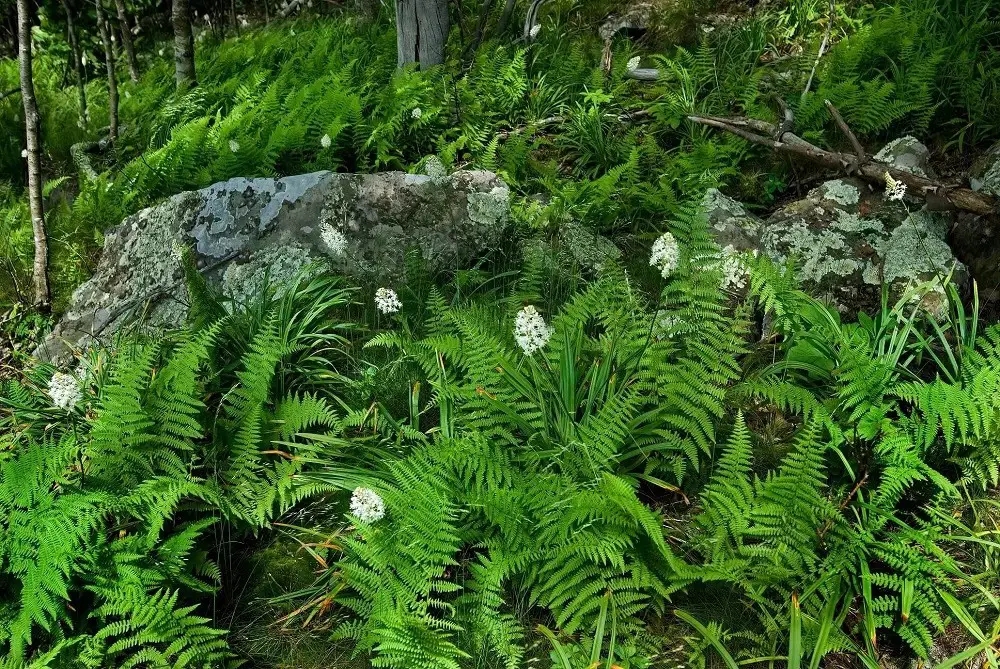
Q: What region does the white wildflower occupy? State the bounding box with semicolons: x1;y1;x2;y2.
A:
649;231;680;278
171;240;186;262
124;90;131;99
320;133;332;148
529;23;541;39
228;139;240;153
203;13;210;21
514;305;553;355
158;48;164;56
48;372;82;411
82;54;87;66
626;56;641;71
884;171;907;201
411;107;422;120
21;149;27;159
350;487;385;523
319;222;347;256
375;287;402;314
719;245;755;291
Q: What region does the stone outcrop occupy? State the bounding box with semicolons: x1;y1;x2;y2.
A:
702;137;967;316
37;169;510;364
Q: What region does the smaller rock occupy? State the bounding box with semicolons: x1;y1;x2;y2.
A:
873;136;935;178
970;140;1000;197
702;179;966;316
599;2;653;42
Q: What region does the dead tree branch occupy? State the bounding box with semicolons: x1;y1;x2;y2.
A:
688;108;997;216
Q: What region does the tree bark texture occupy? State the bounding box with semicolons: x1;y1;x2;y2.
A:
114;0;141;82
96;0;119;143
60;0;89;125
16;0;51;311
396;0;448;68
172;0;196;89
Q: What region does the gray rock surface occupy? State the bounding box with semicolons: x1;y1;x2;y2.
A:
703;178;966;315
37;169;510;364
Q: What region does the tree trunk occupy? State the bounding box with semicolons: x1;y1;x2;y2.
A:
96;0;118;143
60;0;88;126
16;0;51;312
172;0;196;90
114;0;140;82
497;0;516;34
396;0;448;68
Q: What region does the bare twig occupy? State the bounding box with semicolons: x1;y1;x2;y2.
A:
824;99;865;165
0;87;20;102
689;112;997;216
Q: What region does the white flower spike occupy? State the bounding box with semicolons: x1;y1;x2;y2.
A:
320;133;332;148
529;23;541;39
514;305;553;355
375;287;402;314
649;231;680;278
48;372;82;411
319;223;347;256
411;107;422;120
228;139;240;153
884;171;907;201
626;56;641;71
350;487;386;523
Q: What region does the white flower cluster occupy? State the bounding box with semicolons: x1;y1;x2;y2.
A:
319;222;347;256
411;107;422;120
171;240;186;263
350;487;385;524
649;231;680;278
320;133;332;148
48;372;82;411
719;245;755;291
884;171;907;201
626;56;641;72
228;139;240;153
529;23;541;39
375;287;402;314
514;305;553;355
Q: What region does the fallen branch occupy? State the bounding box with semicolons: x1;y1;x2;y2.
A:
498;109;652;140
688;107;997;216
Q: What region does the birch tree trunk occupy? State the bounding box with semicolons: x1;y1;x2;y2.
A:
172;0;196;90
114;0;141;82
16;0;51;312
396;0;448;68
96;0;119;143
60;0;88;126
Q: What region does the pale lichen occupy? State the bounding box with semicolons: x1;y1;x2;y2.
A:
222;245;316;305
819;180;860;207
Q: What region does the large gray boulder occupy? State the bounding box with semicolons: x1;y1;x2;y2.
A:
37;169;510;363
703;177;966;316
